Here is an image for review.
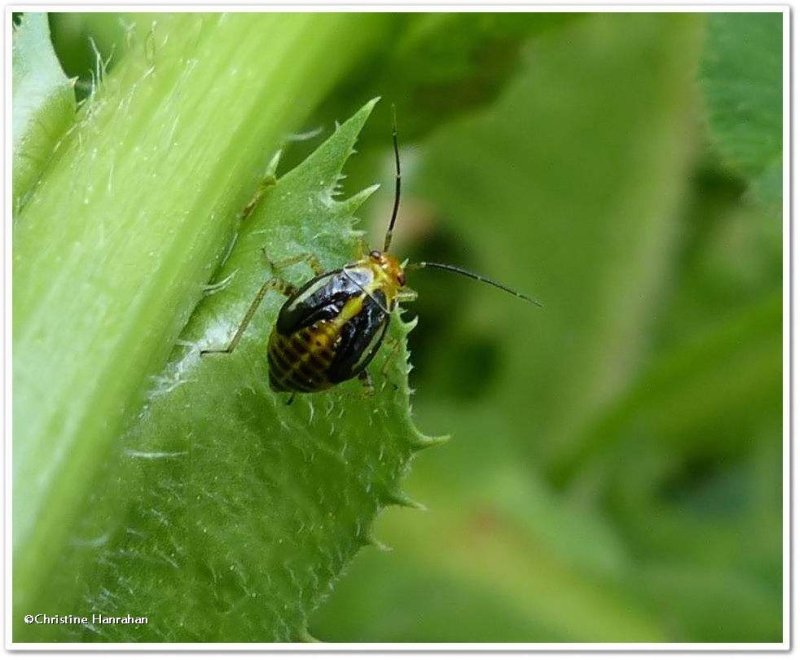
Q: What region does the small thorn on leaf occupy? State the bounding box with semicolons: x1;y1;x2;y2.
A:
409;433;450;452
359;532;392;552
383;489;427;511
296;628;320;643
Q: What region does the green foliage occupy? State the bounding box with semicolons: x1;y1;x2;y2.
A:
315;12;581;146
14;11;783;645
312;13;782;643
12;12;76;212
13;14;410;642
417;12;704;475
700;13;783;209
17;100;429;642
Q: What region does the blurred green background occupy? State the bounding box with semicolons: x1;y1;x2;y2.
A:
44;11;782;642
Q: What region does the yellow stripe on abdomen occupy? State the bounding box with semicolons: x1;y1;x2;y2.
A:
268;320;339;392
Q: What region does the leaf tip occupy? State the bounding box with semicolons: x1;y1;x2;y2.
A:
346;97;381;134
338;183;380;214
265;149;283;178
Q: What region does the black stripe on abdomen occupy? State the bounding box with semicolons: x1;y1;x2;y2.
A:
268;329;333;393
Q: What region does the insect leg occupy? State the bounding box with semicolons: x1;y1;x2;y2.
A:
262;248;325;277
202;269;238;296
240;153;281;221
358;370;375;397
200;276;292;356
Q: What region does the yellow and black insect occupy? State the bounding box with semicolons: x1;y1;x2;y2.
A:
202;110;540;395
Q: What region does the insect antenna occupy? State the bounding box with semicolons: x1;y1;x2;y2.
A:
383;104;402;253
407;261;542;307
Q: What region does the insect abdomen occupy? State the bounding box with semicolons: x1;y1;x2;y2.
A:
268;321;338;393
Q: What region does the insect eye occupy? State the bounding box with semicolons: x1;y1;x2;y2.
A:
397;272;406;286
369;250;381;260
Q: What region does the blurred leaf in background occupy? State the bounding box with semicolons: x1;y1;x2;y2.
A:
313;12;782;643
700;13;783;212
314;12;582;145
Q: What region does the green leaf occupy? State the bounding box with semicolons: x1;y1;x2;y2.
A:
17;98;430;642
13;13;402;641
700;13;783;208
12;12;76;212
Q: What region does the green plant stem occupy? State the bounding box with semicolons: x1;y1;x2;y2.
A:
12;12;76;212
13;12;391;618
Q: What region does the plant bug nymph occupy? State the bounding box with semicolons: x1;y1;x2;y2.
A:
201;106;540;395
